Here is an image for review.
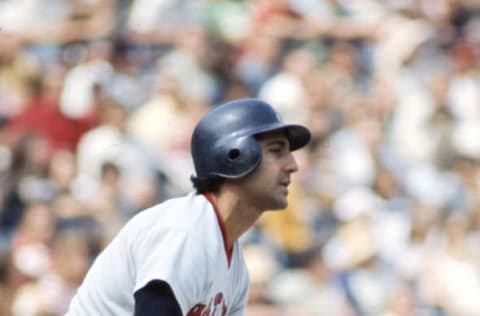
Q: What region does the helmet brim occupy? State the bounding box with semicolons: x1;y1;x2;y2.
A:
254;124;311;151
286;124;311;151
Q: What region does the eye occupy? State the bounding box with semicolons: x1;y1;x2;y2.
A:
269;146;282;154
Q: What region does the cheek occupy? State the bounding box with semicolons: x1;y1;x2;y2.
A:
242;167;269;190
255;169;279;191
244;173;264;189
250;163;272;181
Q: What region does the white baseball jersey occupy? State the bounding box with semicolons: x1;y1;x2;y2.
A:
66;192;249;316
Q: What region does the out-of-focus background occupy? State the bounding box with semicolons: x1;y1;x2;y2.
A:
1;0;480;315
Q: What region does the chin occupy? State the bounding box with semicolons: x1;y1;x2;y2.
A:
268;198;288;211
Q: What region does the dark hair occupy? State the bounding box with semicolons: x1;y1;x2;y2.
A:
190;175;225;194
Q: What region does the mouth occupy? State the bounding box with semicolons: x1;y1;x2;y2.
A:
279;180;290;193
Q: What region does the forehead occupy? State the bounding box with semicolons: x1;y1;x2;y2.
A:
255;130;289;144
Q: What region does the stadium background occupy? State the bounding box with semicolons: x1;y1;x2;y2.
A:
1;0;480;315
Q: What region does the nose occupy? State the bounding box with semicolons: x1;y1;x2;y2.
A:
284;152;299;173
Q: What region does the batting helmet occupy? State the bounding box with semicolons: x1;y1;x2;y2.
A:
191;98;311;179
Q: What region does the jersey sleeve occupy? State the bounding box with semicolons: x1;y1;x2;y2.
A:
132;226;209;315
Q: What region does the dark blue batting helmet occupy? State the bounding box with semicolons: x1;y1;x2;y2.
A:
191;98;311;178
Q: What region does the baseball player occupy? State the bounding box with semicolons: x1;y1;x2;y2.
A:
66;98;311;315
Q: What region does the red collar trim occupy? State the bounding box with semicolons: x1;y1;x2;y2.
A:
204;193;233;267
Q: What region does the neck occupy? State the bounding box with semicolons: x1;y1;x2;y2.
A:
211;189;262;250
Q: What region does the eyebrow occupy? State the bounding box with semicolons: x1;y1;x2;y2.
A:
264;139;289;147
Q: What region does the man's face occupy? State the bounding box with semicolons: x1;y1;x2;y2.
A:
238;131;299;211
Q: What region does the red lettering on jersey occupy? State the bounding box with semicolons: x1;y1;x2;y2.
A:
186;292;228;316
187;304;206;316
212;293;223;315
221;302;227;316
203;300;212;316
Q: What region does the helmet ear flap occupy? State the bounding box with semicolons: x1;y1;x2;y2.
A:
212;135;262;178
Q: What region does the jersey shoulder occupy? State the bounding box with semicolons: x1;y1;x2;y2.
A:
123;192;226;266
128;192;209;232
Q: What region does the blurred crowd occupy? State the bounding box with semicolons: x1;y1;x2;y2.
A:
1;0;480;315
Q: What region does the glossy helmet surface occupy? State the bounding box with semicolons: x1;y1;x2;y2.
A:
191;98;311;178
